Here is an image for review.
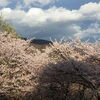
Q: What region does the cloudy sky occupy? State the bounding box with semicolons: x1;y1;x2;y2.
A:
0;0;100;41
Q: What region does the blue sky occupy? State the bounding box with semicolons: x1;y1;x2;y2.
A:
0;0;100;42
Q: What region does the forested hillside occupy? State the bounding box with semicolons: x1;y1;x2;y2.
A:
0;32;100;100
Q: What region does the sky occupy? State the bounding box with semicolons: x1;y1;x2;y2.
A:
0;0;100;42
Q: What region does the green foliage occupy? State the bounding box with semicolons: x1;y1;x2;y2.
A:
0;15;15;33
2;22;15;33
9;33;22;39
0;15;22;39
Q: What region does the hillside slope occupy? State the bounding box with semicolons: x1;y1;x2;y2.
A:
0;32;100;100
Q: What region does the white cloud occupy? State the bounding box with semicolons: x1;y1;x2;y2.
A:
0;2;100;41
0;0;57;9
22;0;56;7
20;7;82;27
0;7;82;26
0;8;25;23
78;2;100;21
74;23;100;39
79;2;100;14
0;0;10;7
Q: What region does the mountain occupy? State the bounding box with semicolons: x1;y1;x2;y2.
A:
30;39;53;45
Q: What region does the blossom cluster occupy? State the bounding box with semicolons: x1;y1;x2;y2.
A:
0;32;100;100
